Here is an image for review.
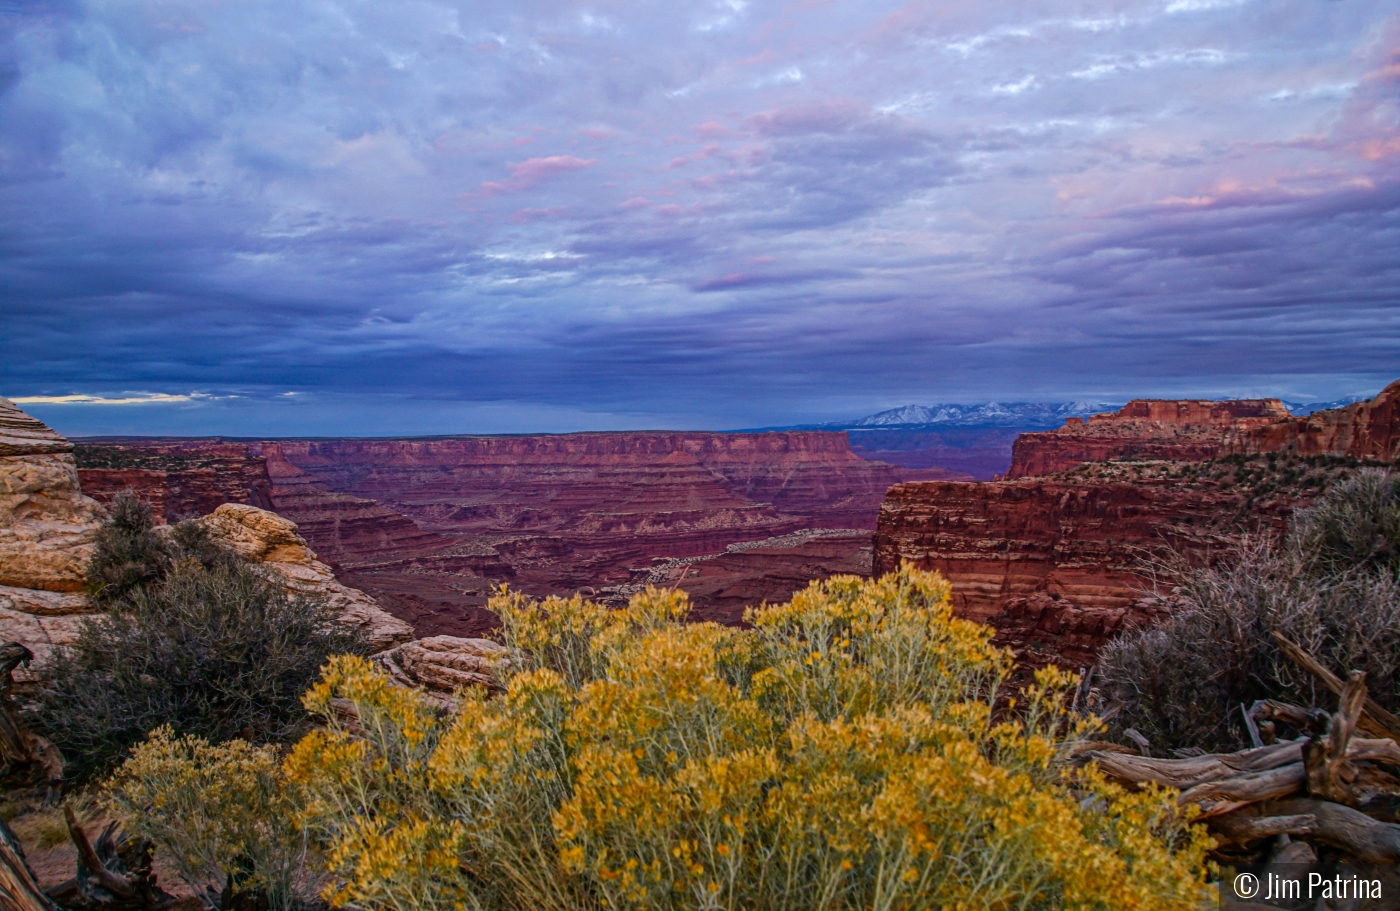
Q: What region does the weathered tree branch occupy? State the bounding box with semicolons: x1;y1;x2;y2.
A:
1177;763;1306;818
1272;632;1400;741
1304;670;1369;806
1210;811;1317;844
0;818;59;911
1261;798;1400;863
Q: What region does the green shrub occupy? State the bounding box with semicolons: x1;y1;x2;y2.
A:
85;491;243;604
86;492;169;605
1100;468;1400;751
31;555;369;778
1292;469;1400;576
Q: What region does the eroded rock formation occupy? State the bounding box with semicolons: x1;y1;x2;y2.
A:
75;431;916;634
0;399;106;594
0;399;106;665
193;503;414;652
1007;399;1290;478
376;635;509;705
1241;379;1400;462
77;440;273;523
874;458;1362;670
1007;383;1400;480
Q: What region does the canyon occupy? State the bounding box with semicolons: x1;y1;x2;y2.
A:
74;431;956;634
876;380;1400;669
45;379;1400;673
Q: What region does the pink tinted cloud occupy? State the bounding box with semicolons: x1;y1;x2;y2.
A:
668;143;727;169
694;122;740;140
749;99;867;137
474;155;599;197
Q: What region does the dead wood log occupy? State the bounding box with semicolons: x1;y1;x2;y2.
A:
1122;728;1152;757
0;817;59;911
1272;632;1400;741
1251;698;1330;736
1305;670;1370;806
1086;736;1400;791
1210;811;1317;844
0;808;171;911
1178;763;1307;818
0;644;63;804
1066;740;1138;760
1262;797;1400;863
1084;738;1306;789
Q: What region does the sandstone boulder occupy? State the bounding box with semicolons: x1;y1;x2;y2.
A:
0;397;105;593
375;635;509;705
194;503;414;651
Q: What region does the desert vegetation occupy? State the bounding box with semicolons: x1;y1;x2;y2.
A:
26;493;369;778
1100;469;1400;753
9;472;1400;910
90;566;1213;911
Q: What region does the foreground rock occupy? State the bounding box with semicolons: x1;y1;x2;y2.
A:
375;635;508;705
0;398;106;665
0;398;105;594
193;503;414;652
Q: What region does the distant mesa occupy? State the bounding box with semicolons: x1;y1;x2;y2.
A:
874;379;1400;672
1007;384;1397;478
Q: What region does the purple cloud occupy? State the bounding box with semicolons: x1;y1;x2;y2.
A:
0;0;1396;436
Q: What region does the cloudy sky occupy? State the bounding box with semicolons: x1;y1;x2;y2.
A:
2;0;1397;436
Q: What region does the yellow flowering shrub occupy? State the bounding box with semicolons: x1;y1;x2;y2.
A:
107;727;310;911
285;565;1212;911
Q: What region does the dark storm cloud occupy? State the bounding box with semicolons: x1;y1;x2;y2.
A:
2;0;1398;434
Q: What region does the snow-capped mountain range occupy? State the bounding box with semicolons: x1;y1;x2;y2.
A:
837;396;1369;430
845;401;1120;429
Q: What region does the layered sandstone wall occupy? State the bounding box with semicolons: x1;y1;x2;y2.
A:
265;430;902;530
73;431;906;635
1007;383;1399;479
1007;399;1290;478
1240;379;1400;462
0;399;106;595
872;463;1328;669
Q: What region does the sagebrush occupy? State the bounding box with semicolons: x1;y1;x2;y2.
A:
1100;469;1400;751
32;498;369;777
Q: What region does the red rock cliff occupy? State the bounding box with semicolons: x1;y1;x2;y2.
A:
1007;399;1290;478
872;458;1356;670
75;431;912;637
1240;380;1400;462
77;440;274;523
263;431;899;530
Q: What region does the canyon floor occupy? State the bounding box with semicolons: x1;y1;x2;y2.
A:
75;432;961;636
